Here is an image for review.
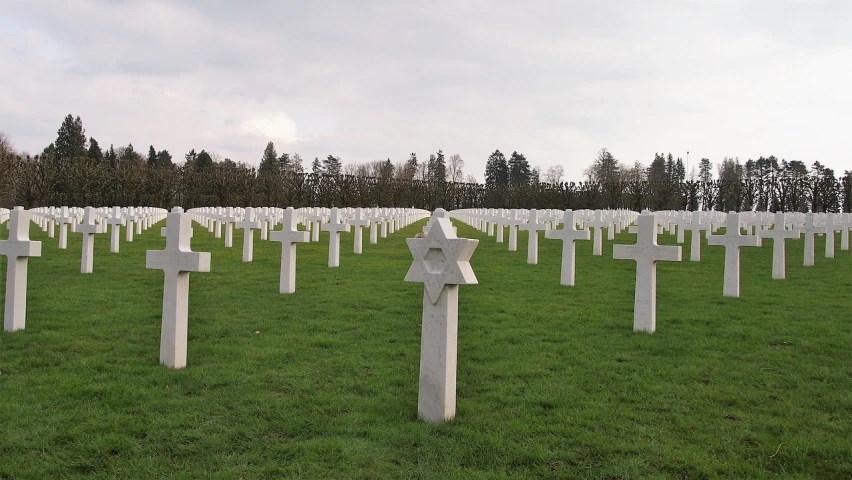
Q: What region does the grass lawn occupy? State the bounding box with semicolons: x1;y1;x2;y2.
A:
0;213;850;479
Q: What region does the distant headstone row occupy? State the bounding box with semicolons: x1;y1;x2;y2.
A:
0;204;428;339
450;208;851;333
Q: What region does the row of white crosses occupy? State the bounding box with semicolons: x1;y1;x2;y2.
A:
188;206;427;268
23;206;167;273
449;208;852;334
0;203;428;367
26;205;163;248
454;207;851;272
142;205;428;368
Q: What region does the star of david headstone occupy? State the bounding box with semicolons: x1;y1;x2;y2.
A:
405;214;478;304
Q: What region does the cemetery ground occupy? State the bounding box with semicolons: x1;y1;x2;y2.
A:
0;217;850;479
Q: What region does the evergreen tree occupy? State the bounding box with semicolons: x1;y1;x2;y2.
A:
648;153;667;182
665;153;675;181
42;143;56;162
184;148;198;168
120;143;144;163
311;157;323;174
106;144;118;167
698;158;713;182
427;154;437;182
277;152;290;172
674;157;686;182
718;157;744;183
323;155;342;176
54;114;87;161
86;137;103;163
508;151;531;184
287;153;304;174
259;141;279;174
156;149;173;166
379;158;394;180
401;153;418;181
431;150;446;183
584;148;620;183
784;160;808;178
484;150;509;185
196;150;214;169
530;165;541;184
147;145;157;165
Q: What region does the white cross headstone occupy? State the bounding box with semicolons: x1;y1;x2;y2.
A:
146;207;211;369
236;207;262;262
222;207;237;248
321;207;351;268
269;207;310;294
106;206;125;253
213;208;224;239
518;209;547;264
504;209;522;252
707;212;760;297
405;208;478;423
369;209;382;245
258;207;270;241
306;210;324;242
758;212;799;280
586;210;611;256
613;213;682;333
1;208;42;332
493;209;506;243
56;207;75;250
349;207;371;254
681;211;709;262
545;209;591;286
43;208;57;238
824;213;843;259
795;212;824;266
135;208;145;235
125;207;136;242
77;206;101;274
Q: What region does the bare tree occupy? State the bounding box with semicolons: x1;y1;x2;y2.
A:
367;160;385;178
464;174;477;184
620;161;647;183
544;165;564;184
447;153;464;183
355;163;371;178
0;131;14;158
342;162;359;176
394;161;407;180
415;162;428;181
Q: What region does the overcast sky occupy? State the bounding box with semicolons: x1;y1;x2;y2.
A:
2;0;850;181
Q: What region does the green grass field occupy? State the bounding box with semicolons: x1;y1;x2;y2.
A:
0;214;850;479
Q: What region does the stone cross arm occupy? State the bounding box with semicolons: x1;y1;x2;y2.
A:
146;250;211;274
270;228;310;245
613;244;681;262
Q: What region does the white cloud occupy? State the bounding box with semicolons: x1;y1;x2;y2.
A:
237;112;301;144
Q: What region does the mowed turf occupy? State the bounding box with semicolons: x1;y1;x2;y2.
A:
0;213;850;479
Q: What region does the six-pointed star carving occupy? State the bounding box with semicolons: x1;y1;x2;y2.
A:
405;216;478;304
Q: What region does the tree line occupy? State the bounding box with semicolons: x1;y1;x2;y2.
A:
0;115;849;213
